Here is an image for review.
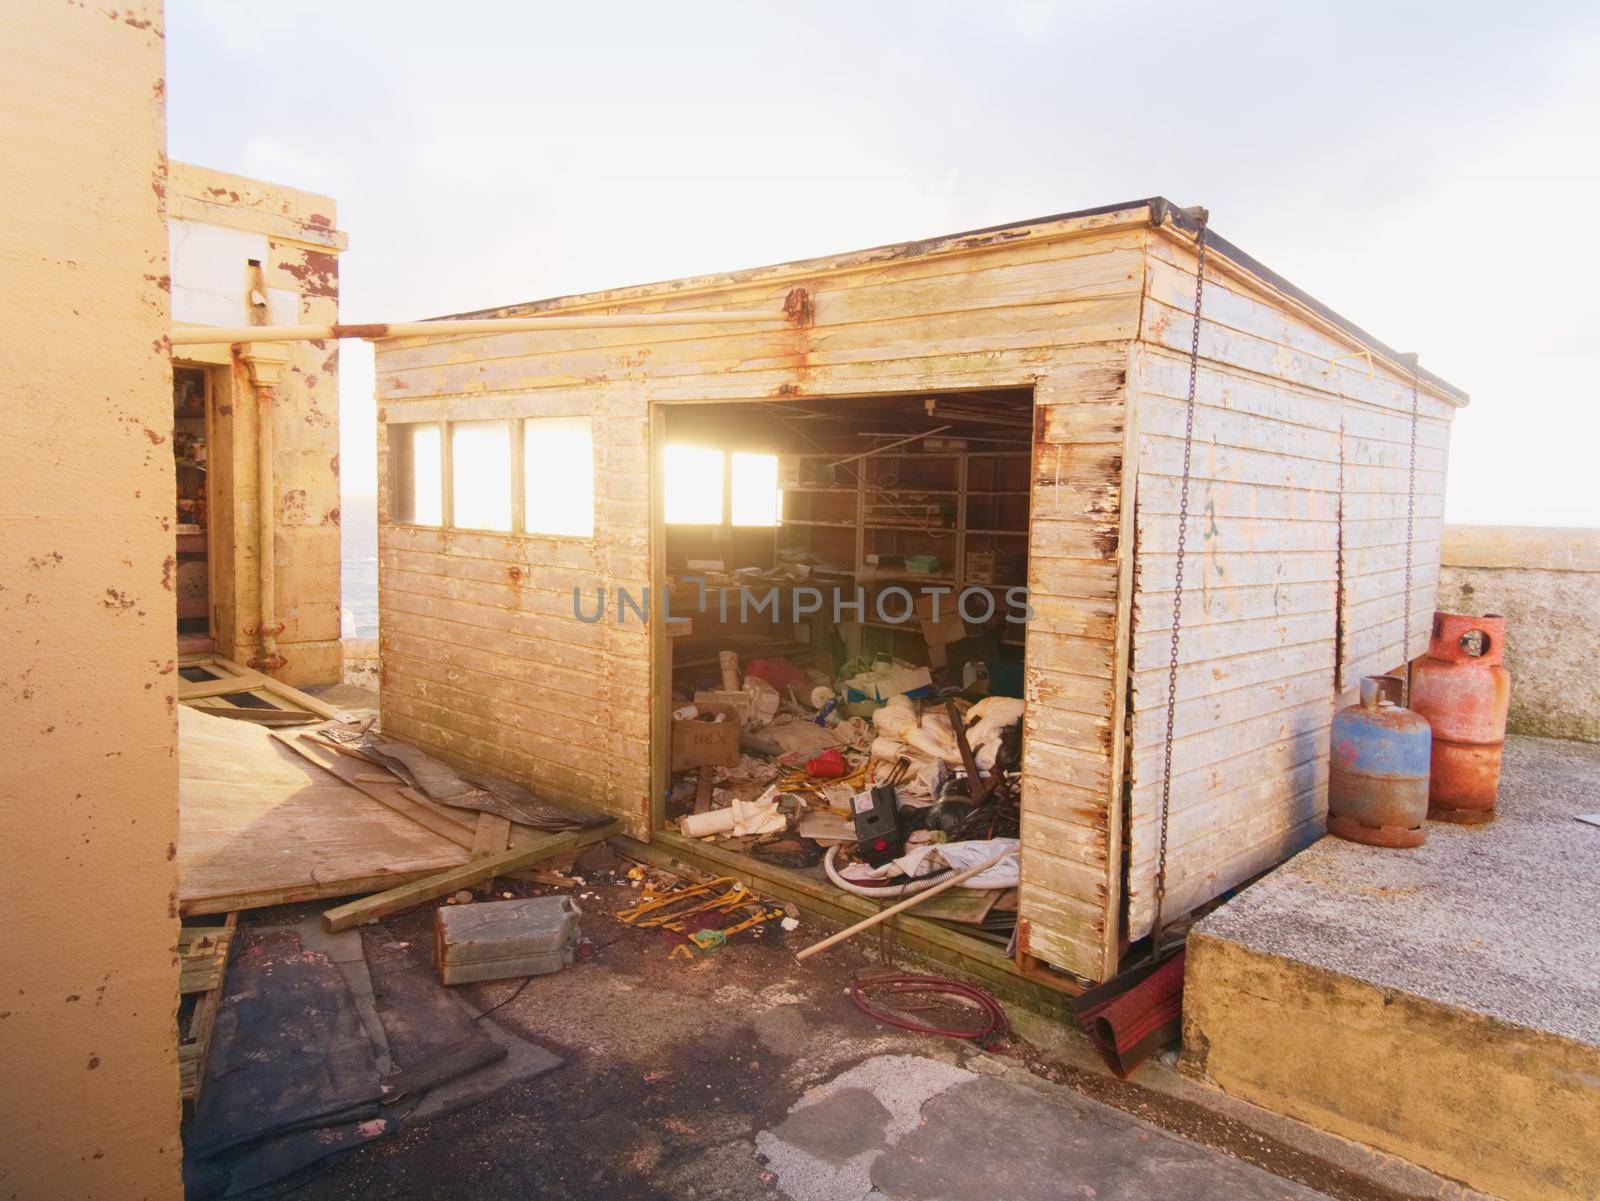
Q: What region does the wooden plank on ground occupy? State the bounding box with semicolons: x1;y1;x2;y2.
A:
271;731;478;850
321;821;619;932
471;811;513;857
179;708;470;915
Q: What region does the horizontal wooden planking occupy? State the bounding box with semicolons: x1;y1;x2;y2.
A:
384;344;1057;409
1026;556;1120;601
1032;440;1126;489
1135;547;1335;593
1128;724;1328;827
383;668;648;781
381;644;648;742
1140;433;1342;491
1018;804;1113;869
379;238;1145;377
380;294;1143;403
1025;593;1118;641
1127;780;1330;915
1131;761;1329;854
1127;639;1334;713
383;564;629;624
1139;393;1342;463
1019;894;1109;973
1341;404;1452;449
1022;703;1114;758
1127;804;1327;937
381;521;647;579
1341;563;1441;607
381;235;1148;376
1131;609;1333;670
380;583;627;657
1024;661;1117;717
1135;510;1338;557
1341;437;1448;475
1129;664;1334;746
382;700;648;827
1143;297;1454;428
1027;516;1123;562
1018;841;1113;913
1138;349;1342;433
1024;735;1114;797
1128;688;1334;786
1142;244;1457;419
1037;400;1124;444
1019;627;1116;683
380;621;645;701
1125;231;1458;946
380;606;647;692
1132;579;1335;635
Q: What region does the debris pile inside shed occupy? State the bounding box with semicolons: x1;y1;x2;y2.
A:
659;392;1034;952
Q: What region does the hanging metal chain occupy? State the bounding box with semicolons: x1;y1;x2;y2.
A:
1151;216;1208;956
1402;358;1420;701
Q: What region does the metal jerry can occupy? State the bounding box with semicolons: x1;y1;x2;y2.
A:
1327;674;1432;848
1409;612;1511;824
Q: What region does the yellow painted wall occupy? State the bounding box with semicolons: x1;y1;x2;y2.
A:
169;164;348;685
0;2;182;1198
1184;932;1600;1201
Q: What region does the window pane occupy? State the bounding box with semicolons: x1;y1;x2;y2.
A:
525;417;594;537
392;422;442;526
451;420;512;531
731;452;780;527
664;445;724;524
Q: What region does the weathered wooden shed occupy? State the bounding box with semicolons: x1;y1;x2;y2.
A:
371;198;1466;991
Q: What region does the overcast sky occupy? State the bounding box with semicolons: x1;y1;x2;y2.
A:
167;1;1599;527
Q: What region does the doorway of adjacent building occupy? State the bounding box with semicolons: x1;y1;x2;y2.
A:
174;364;213;651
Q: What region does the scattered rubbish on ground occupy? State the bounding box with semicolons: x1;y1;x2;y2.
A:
615;875;786;957
1071;950;1187;1078
663;637;1026;954
436;895;584;985
847;970;1010;1043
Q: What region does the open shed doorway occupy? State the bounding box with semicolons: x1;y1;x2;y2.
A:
653;388;1036;955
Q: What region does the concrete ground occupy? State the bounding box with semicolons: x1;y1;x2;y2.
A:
1195;735;1600;1047
246;847;1485;1201
1183;734;1600;1201
270;682;1500;1200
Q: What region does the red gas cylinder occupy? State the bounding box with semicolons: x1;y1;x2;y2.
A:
1409;612;1511;824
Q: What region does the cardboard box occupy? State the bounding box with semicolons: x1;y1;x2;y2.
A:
692;690;752;722
672;701;741;770
921;611;970;668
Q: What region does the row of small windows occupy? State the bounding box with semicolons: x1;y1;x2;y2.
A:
391;418;595;537
389;420;781;536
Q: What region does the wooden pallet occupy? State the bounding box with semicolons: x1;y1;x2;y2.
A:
177;912;238;1104
177;653;349;724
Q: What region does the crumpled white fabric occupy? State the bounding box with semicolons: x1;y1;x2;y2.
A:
965;696;1024;748
859;837;1020;889
872;694;918;738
